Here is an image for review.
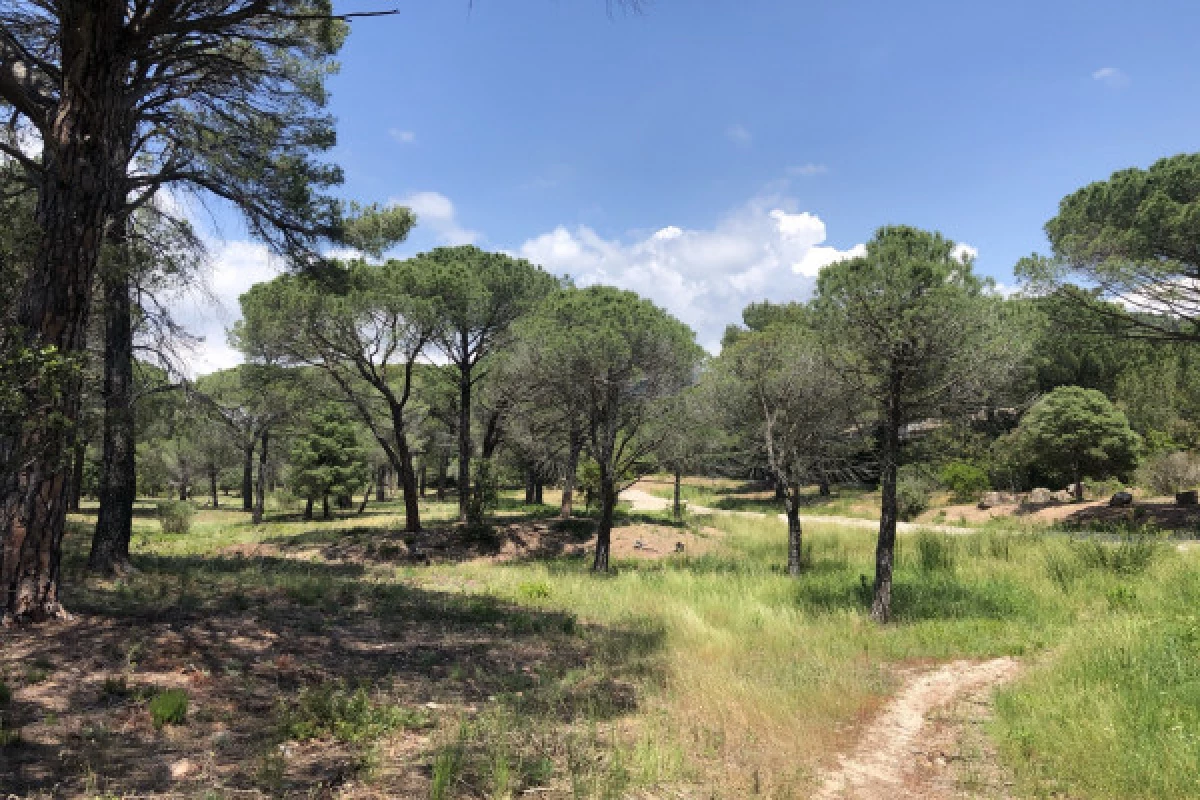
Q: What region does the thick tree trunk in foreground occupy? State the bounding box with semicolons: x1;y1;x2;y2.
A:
871;386;902;623
593;474;615;572
242;443;255;512
90;268;137;575
785;487;803;576
252;430;269;524
1;2;129;620
560;433;582;519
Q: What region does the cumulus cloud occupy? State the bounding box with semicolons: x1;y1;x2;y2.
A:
726;123;753;147
1092;66;1130;89
163;240;279;376
388;128;416;144
952;242;979;263
396;191;480;246
519;197;864;350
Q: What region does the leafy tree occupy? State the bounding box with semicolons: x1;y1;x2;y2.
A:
712;309;862;574
815;226;1028;622
414;246;559;521
511;286;701;571
289;404;369;520
235;260;437;532
1013;386;1141;500
1020;153;1200;343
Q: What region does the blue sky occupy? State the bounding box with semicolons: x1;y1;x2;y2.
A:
179;0;1200;371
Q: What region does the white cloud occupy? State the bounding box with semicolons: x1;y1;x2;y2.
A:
726;123;753;147
520;196;864;350
952;242;979;263
163;240;279;377
1092;66;1130;89
396;190;480;246
787;163;829;177
388;128;416;144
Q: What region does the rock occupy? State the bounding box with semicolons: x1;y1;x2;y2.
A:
1028;487;1054;504
979;491;1016;509
1109;491;1134;508
634;539;644;550
1051;490;1074;503
1177;490;1198;506
169;759;194;780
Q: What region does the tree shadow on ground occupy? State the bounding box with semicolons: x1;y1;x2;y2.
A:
792;570;1029;621
1;544;665;797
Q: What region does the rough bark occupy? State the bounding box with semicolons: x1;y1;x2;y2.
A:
593;472;615;572
560;431;582;519
785;487;803;576
871;383;902;623
252;429;269;524
242;442;255;512
457;340;472;522
387;403;422;532
89;266;136;575
673;468;683;521
1;1;129;621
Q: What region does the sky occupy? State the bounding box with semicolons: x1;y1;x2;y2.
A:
173;0;1200;373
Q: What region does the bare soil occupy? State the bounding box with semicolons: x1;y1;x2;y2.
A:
814;658;1020;800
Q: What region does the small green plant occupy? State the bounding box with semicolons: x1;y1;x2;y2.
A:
1045;548;1081;593
897;465;936;521
430;729;466;800
148;688;189;728
157;500;195;534
517;581;552;601
1074;537;1159;575
281;684;432;744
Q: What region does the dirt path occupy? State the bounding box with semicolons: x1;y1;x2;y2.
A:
814;658;1020;800
620;487;978;535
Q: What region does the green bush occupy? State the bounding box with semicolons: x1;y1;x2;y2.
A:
896;465;936;521
149;688;188;727
156;500;195;535
938;460;991;502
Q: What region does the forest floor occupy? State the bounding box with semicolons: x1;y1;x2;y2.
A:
3;494;1200;798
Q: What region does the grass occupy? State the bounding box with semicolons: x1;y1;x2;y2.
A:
6;489;1189;797
638;474;884;518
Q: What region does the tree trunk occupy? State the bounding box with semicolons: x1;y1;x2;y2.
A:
0;1;129;621
525;471;536;505
90;264;136;576
673;467;683;521
593;471;615;572
252;429;269;524
871;387;903;623
775;479;786;501
418;463;426;498
818;475;831;497
1073;466;1084;502
358;482;372;514
68;436;86;512
322;495;331;519
534;481;543;505
437;451;447;501
560;431;582;519
377;465;387;502
242;442;255;511
387;404;422;532
209;467;219;509
303;497;313;521
457;347;472;522
785;487;803;576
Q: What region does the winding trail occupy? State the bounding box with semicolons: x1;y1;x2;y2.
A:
814;658;1021;800
620;486;978;535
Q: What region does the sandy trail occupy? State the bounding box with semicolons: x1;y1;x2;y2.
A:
814;657;1020;800
619;486;977;535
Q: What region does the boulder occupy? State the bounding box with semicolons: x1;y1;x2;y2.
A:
1028;487;1054;504
1176;490;1198;507
979;491;1016;509
1109;491;1134;508
1051;490;1074;503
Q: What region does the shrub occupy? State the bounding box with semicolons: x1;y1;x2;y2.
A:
157;500;195;535
938;460;991;502
0;680;10;706
896;465;936;521
282;684;432;744
1138;451;1200;496
466;460;499;526
149;688;188;727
